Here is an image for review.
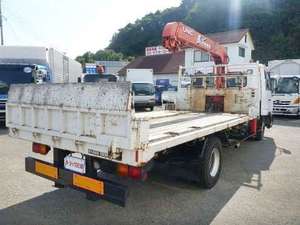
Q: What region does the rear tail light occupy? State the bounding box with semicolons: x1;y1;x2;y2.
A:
129;166;147;180
117;163;147;180
32;143;50;155
117;164;129;177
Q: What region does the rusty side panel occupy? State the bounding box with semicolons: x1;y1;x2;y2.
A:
8;82;132;112
224;89;252;113
190;88;252;114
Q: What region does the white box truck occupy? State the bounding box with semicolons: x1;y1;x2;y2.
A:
126;69;155;110
268;59;300;116
6;62;273;206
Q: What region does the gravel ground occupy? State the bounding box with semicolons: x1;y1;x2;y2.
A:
0;117;299;225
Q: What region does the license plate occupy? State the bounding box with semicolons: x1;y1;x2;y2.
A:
64;155;86;174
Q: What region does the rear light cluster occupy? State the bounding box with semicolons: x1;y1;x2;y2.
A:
32;143;51;155
117;164;147;180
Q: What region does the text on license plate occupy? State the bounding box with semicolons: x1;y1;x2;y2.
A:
64;155;86;174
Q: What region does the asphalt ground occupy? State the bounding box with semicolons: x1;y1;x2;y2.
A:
0;117;299;225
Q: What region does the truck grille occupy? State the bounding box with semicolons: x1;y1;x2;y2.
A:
273;100;291;105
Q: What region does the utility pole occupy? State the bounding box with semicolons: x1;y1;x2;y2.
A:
0;0;4;45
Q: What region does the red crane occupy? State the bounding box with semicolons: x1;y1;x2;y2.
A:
162;22;229;65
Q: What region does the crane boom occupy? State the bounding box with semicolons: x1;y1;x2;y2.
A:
162;22;228;65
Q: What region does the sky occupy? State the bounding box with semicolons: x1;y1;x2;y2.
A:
2;0;181;59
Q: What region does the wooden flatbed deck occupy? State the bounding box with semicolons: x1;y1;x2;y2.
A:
135;111;250;157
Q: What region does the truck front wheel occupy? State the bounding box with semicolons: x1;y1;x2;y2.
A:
198;136;222;189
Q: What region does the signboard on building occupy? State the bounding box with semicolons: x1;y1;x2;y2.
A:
145;46;170;56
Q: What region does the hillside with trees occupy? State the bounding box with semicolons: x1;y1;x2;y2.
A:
77;0;300;64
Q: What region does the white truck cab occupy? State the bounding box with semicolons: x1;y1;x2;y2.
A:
126;69;155;110
271;75;300;116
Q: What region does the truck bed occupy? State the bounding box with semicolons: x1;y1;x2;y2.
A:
6;82;250;166
134;111;249;161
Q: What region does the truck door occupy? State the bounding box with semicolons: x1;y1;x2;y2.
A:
260;68;273;116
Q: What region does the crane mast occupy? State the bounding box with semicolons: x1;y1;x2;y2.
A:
162;22;228;65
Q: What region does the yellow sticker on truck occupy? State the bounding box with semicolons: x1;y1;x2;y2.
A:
35;161;58;179
73;174;104;195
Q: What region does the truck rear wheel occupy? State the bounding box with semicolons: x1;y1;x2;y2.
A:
198;136;222;189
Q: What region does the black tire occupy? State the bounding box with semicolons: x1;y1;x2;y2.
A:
255;121;265;141
149;106;154;111
198;136;222;189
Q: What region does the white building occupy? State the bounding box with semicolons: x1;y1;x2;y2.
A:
118;51;184;87
185;29;255;69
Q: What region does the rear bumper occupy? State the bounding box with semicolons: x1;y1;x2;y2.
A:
25;157;128;206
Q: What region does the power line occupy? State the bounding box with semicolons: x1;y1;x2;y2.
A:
0;0;4;45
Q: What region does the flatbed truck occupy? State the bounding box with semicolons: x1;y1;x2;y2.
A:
6;61;272;206
5;22;273;206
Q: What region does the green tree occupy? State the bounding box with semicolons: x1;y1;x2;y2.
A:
76;49;127;65
94;49;124;61
75;51;95;64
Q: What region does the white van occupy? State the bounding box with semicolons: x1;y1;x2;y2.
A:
126;69;155;110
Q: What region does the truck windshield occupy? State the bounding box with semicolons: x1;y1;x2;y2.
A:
132;83;155;96
0;64;34;94
275;77;299;94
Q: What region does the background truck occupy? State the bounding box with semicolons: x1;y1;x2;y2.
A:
271;75;300;116
0;46;82;123
6;22;272;206
268;59;300;116
0;46;82;83
155;79;178;105
82;64;118;83
126;69;155;111
0;63;48;124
